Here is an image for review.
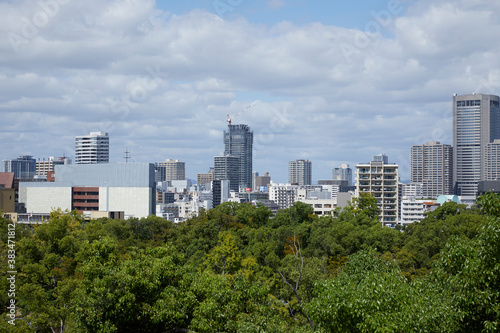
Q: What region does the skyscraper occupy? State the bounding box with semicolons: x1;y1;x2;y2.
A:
214;155;240;192
289;159;312;186
453;94;500;197
411;142;453;197
332;164;353;186
2;155;36;180
484;139;500;180
75;132;109;164
224;124;253;190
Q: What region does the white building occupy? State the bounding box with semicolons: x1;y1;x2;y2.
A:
19;163;155;218
297;198;337;216
356;154;399;226
269;182;298;210
75;132;109;164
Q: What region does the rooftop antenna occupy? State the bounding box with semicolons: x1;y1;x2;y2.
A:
124;149;131;163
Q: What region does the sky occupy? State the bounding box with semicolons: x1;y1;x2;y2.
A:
1;0;499;183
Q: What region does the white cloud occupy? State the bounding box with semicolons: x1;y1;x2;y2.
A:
0;0;499;181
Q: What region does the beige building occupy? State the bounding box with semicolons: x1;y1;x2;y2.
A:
356;154;399;226
484;139;500;180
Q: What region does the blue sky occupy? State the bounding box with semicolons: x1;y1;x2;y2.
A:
157;0;404;29
1;0;499;183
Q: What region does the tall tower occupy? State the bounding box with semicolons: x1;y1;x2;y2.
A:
289;159;312;186
214;155;240;192
332;164;352;186
355;154;399;226
2;155;36;180
453;94;500;197
75;132;109;164
224;124;253;190
411;142;453;197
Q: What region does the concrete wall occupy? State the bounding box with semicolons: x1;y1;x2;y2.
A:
23;186;72;214
100;187;153;218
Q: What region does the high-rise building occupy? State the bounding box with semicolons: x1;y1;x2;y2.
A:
2;155;36;180
332;164;352;186
289;159;312;186
453;93;500;197
224;124;253;190
484;139;500;180
214;155;240;192
411;142;453;197
197;168;215;186
155;159;185;182
75;132;109;164
212;179;230;208
36;156;71;177
356;154;399;226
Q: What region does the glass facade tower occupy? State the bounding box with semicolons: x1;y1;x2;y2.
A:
224;124;253;190
453;94;500;197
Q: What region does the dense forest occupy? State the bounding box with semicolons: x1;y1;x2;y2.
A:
1;192;500;332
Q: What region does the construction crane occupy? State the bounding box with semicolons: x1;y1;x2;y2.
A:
227;104;252;125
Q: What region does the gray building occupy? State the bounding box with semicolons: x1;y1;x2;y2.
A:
19;163;155;218
411;142;453;197
155;159;185;182
332;164;353;186
75;131;109;164
289;159;312;186
224;124;253;189
214;155;240;192
2;155;36;180
453;93;500;197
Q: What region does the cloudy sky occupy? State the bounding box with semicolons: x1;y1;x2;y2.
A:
1;0;499;183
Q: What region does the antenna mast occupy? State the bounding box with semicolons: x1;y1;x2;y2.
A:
124;149;131;163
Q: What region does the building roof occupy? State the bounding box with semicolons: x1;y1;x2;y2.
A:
0;172;14;188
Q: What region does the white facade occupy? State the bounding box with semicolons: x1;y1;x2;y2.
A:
99;187;154;219
401;183;424;198
297;198;337;216
75;132;109;164
269;182;298;210
20;187;72;213
400;197;426;225
356;154;399;226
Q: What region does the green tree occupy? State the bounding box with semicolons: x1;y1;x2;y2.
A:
203;232;242;275
307;248;460;332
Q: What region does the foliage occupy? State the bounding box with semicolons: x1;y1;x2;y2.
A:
2;194;500;331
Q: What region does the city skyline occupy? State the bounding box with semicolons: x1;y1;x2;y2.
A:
1;0;499;183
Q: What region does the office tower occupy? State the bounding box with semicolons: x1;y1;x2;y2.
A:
484;139;500;180
214;155;240;192
410;142;453;197
224;124;253;189
75;132;109;164
2;155;36;180
289;159;312;186
356;154;399;226
155;159;185;182
332;164;353;186
453;93;500;197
